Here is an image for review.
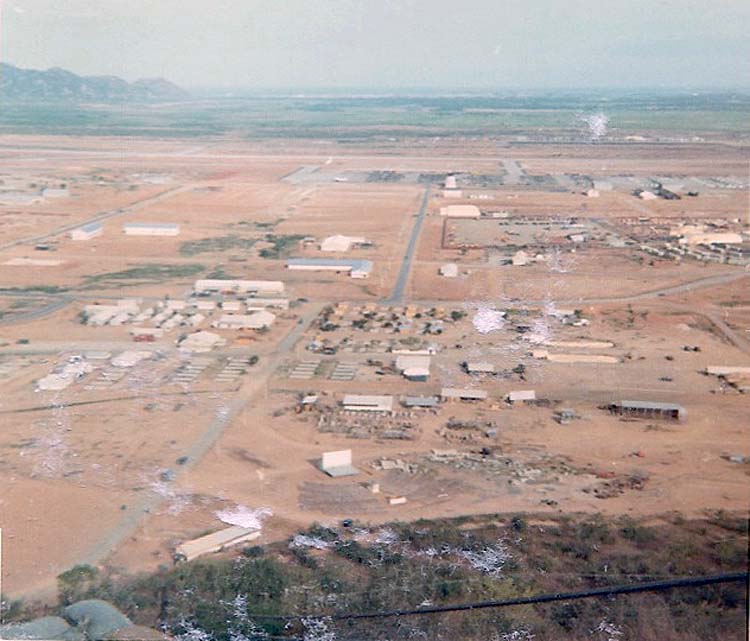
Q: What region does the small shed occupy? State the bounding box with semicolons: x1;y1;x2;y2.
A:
507;390;536;404
440;263;459;278
320;449;359;477
608;400;686;422
441;387;488;402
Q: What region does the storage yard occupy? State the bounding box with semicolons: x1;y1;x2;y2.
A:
0;133;748;601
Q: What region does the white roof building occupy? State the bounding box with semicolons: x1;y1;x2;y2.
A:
440;263;459;278
395;354;432;372
342;394;394;412
507;390;536;403
70;222;103;241
178;331;226;352
194;279;285;295
123;222;180;236
320;235;368;252
320;449;359;477
682;232;743;245
440;204;481;218
175;526;261;563
213;310;276;330
244;297;290;310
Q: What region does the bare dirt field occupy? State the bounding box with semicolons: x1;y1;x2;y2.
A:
0;134;747;599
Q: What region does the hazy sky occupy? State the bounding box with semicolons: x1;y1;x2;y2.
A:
3;0;749;89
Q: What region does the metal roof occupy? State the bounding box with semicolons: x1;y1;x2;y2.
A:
80;221;103;232
441;387;488;399
403;395;439;407
288;258;373;271
616;400;685;411
123;222;179;229
343;394;393;405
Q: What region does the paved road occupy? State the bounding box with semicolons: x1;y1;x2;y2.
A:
0;295;74;327
385;186;430;305
0;184;190;251
500;158;524;184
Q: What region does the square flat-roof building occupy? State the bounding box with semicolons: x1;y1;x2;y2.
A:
123;222;180;236
342;394;394;413
608;400;686;421
440;263;459;278
70;221;103;241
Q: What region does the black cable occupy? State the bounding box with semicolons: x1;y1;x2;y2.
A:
247;571;748;622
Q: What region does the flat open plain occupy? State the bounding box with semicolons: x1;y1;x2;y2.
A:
0;134;747;598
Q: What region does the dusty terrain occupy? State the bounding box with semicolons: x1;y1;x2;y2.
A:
0;134;748;599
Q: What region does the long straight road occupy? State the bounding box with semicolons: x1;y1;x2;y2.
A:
385;185;430;305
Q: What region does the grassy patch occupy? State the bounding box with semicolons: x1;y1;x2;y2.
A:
0;285;68;294
40;512;747;641
179;235;256;256
84;263;204;286
258;233;306;259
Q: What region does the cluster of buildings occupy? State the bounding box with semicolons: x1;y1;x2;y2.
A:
335;388;538;412
639;223;748;265
0;181;70;206
81;279;289;341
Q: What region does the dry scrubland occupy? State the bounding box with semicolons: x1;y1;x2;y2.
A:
0;134;747;635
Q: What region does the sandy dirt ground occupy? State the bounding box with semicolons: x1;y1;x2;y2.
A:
0;135;747;599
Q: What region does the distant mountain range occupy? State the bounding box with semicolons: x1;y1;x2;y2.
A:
0;63;189;102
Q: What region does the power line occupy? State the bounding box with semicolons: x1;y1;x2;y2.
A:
247;571;748;622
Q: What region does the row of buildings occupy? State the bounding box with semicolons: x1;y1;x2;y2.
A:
70;222;180;240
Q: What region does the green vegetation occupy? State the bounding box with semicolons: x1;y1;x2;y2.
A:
0;285;68;294
258;234;306;259
3;93;748;139
83;263;205;286
179;235;256;256
235;219;284;230
39;512;746;641
204;265;240;280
